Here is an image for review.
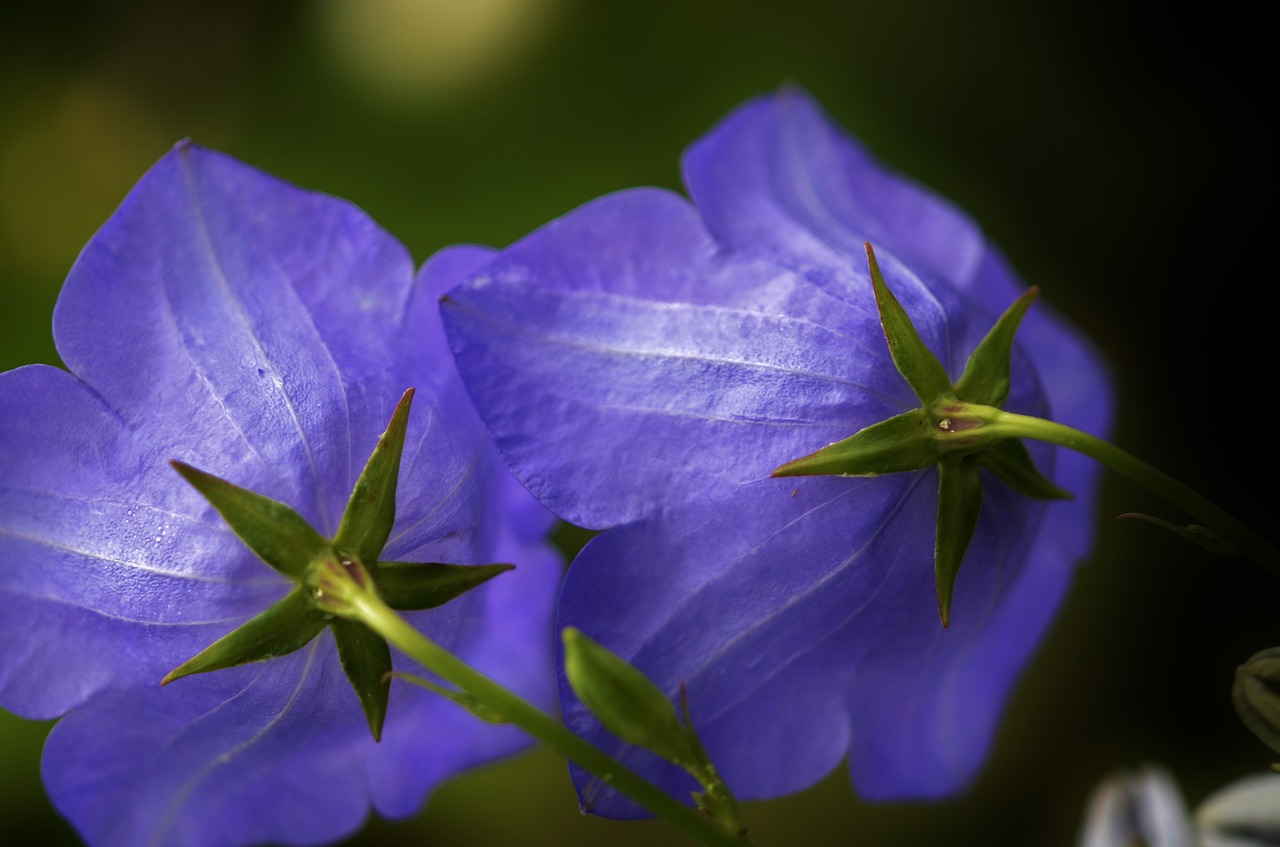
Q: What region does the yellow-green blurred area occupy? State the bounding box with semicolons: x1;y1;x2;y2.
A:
0;1;1271;845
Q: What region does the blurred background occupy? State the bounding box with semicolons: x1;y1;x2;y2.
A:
0;1;1270;844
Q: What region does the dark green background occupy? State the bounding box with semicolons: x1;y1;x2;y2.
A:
0;2;1270;844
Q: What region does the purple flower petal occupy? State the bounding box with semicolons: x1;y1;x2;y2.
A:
682;86;989;290
1;143;558;846
681;88;1111;559
559;460;1059;814
43;649;371;847
442;189;999;529
0;364;289;718
443;88;1111;813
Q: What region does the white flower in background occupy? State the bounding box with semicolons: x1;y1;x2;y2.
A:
1078;766;1190;847
1078;766;1280;847
1197;772;1280;847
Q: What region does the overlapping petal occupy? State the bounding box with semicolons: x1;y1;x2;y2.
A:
441;187;994;529
682;86;989;284
0;143;559;846
442;88;1111;814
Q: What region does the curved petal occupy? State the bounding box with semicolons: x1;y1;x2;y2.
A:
43;646;371;847
53;145;385;533
0;365;288;718
557;457;1059;815
682;86;987;291
441;190;966;529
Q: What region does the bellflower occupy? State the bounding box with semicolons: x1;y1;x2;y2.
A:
0;143;560;847
441;88;1111;815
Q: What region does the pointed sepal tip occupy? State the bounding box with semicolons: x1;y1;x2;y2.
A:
331;617;392;741
865;242;953;407
161;587;326;685
378;561;515;611
934;457;984;628
772;409;935;478
333;387;416;565
169;460;328;579
954;285;1039;408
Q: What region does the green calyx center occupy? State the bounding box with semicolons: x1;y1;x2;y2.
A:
161;388;511;741
772;244;1071;627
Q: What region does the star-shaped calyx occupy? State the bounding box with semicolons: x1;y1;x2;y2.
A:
161;388;512;740
773;244;1070;627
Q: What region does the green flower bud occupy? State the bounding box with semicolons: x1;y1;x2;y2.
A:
1234;647;1280;756
561;627;701;768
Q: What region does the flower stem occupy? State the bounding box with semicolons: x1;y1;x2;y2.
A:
969;406;1280;576
345;590;749;847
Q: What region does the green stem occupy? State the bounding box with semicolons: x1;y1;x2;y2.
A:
345;591;748;847
968;406;1280;576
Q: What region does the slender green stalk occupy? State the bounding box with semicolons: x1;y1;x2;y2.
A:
345;590;749;847
962;405;1280;576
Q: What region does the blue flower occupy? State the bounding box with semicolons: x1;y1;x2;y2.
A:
440;88;1112;814
0;142;560;847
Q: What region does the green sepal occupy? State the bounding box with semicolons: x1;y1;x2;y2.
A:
1118;513;1237;555
866;242;953;406
772;409;935;478
561;627;702;768
162;587;326;685
333;388;414;564
935;456;983;628
954;286;1038;407
377;561;515;611
170;461;328;579
1234;647;1280;756
978;438;1072;500
387;671;508;724
772;254;1063;629
331;618;392;741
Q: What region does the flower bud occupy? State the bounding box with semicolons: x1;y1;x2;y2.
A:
561;627;701;768
1195;771;1280;844
1233;647;1280;755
